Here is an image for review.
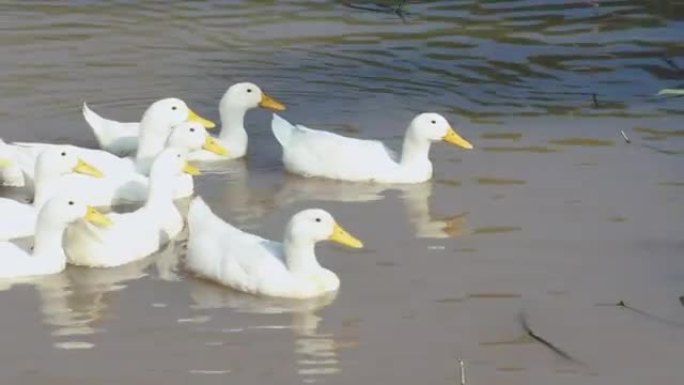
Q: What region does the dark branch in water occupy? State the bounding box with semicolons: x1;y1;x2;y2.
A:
340;1;413;22
518;311;583;364
600;301;684;329
661;57;682;74
592;93;599;108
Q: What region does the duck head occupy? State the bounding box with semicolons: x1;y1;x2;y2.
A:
287;209;363;248
410;113;473;149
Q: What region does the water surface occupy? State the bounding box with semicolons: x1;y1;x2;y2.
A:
1;1;684;384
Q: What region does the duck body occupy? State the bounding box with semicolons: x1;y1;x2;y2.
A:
272;114;408;182
0;241;65;278
64;206;180;268
83;82;285;162
185;198;362;299
0;200;36;241
65;149;196;268
271;113;473;184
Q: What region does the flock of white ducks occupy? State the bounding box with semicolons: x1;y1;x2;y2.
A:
0;82;472;299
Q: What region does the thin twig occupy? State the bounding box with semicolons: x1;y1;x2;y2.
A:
518;311;582;364
661;56;682;73
621;130;630;143
459;359;466;385
592;93;599;108
341;0;413;22
604;301;684;329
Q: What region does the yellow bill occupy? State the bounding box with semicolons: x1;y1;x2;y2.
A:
442;127;473;149
73;158;104;178
84;206;112;227
183;161;202;176
0;159;12;168
187;109;216;129
202;136;229;156
328;222;364;249
259;93;286;111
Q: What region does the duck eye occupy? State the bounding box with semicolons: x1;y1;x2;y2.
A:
172;106;177;111
61;152;66;156
68;201;74;206
190;128;195;132
431;120;436;124
315;218;321;223
247;89;252;93
177;154;181;158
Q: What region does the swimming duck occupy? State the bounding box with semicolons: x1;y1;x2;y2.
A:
0;147;102;241
83;82;285;160
185;197;363;299
65;149;200;268
0;195;110;278
271;113;473;183
13;98;214;177
10;102;223;206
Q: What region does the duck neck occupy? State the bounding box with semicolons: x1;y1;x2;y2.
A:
400;130;432;166
283;234;321;274
144;171;176;212
32;215;67;260
33;169;61;208
136;116;170;171
219;105;248;152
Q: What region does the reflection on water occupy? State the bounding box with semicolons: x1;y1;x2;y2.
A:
188;279;346;383
1;251;157;349
217;169;470;238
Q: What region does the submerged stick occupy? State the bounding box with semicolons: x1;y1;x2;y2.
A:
602;301;684;329
518;311;582;364
592;93;599;108
459;359;466;385
621;130;630;143
661;57;682;72
341;0;413;22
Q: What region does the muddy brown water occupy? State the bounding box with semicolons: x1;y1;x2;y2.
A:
1;1;684;384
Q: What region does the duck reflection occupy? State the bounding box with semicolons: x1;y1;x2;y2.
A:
216;167;468;239
188;278;348;382
0;242;159;343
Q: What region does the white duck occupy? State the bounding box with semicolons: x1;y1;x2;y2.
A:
11;108;223;207
12;98;214;180
65;149;200;268
271;113;473;183
0;195;110;279
0;147;102;241
83;82;285;160
185;197;363;299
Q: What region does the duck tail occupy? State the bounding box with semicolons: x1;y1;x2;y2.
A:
82;102;113;148
271;113;296;147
